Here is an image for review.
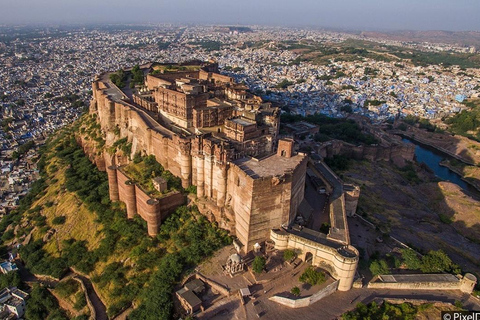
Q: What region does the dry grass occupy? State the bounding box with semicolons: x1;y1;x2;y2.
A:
342;159;480;274
415;303;459;320
30;159;103;256
52;277;89;317
436;182;480;242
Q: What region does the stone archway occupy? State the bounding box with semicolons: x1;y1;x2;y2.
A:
305;252;313;264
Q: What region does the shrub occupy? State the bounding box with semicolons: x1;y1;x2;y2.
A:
369;259;389;276
299;266;326;286
401;249;422;270
319;222;330;234
454;300;464;310
252;256;266;274
438;213;453;224
291;286;300;297
52;216;66;225
283;249;296;262
185;185;197;195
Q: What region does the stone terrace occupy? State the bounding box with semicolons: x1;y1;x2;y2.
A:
234;153;305;179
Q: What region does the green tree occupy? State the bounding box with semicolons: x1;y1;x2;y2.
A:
283;249;296;262
52;216;66;225
1;229;14;242
369;259;389;276
25;284;68;320
291;286;300;297
55;278;79;298
342;301;419;320
401;249;422;270
0;271;22;289
252;256;266;274
341;105;353;113
133;152;143;164
420;250;453;273
276;79;294;89
299;266;326;286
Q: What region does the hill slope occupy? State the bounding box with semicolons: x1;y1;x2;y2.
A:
1;116;231;319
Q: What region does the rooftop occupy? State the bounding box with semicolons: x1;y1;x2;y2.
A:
376;274;460;283
178;289;202;308
4;296;23;307
184;279;205;294
234;153;305;179
0;262;17;273
230;117;256;126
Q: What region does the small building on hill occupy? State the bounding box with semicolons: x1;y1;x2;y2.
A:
176;279;205;315
0;287;28;319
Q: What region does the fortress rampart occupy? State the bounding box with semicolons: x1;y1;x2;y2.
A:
109;166;185;235
270;229;359;291
89;65;305;253
317;139;415;165
83;62;367;293
367;273;477;294
269;280;339;308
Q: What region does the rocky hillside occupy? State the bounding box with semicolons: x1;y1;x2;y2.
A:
0;115;231;319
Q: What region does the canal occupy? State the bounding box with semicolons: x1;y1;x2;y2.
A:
402;138;479;197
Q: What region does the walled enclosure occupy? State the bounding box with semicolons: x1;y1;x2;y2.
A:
367;273;477;294
109;167;185;235
88;63;365;293
90;63;307;254
270;229;359;291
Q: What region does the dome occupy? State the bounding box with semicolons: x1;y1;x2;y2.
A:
229;253;242;264
465;273;477;282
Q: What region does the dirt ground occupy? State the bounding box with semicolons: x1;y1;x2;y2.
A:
195;245;337;320
342;160;480;277
393;125;480;165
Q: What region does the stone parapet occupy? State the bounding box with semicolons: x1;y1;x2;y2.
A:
116;169;137;219
367;273;477;294
269;280;339;308
270;229;358;291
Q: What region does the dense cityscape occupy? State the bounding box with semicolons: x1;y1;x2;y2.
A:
2;25;479;212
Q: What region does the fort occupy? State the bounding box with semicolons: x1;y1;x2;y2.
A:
88;61;360;290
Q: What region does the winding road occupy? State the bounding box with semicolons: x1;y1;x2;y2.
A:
17;262;108;320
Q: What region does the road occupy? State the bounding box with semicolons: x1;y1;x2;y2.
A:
17;261;108;320
75;274;108;320
242;287;480;320
304;175;329;230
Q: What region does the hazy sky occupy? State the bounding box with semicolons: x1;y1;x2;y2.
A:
1;0;479;31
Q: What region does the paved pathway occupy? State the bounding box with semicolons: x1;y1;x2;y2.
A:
241;288;480;320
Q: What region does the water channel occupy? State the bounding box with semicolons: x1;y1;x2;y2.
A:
402;137;479;197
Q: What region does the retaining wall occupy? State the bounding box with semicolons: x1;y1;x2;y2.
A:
269;280;339;308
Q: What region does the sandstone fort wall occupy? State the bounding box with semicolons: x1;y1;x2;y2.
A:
367;273;477;294
268;280;339;308
109;166;185;235
270;229;358;291
91;74;306;252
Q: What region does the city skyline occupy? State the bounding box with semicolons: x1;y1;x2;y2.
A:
1;0;480;31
